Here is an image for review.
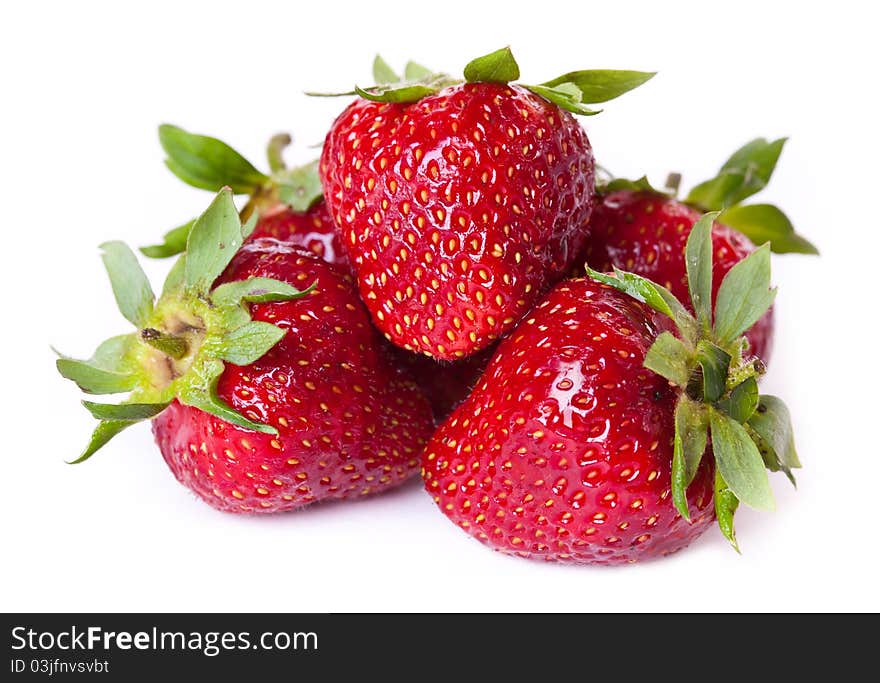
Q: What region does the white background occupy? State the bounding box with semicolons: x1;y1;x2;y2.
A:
2;0;877;613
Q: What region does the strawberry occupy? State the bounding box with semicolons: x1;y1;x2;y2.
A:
391;346;493;424
317;48;653;360
423;214;800;563
57;189;434;512
142;126;349;273
584;139;818;362
586;193;776;360
245;201;344;267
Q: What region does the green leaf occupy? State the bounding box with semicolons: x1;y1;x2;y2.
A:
241;212;258;240
464;46;520;84
686;138;787;210
214;321;285;366
404;60;433;81
68;420;134;464
185;188;245;293
749;427;794;487
211;277;314;307
525;84;601;116
55;335;137;395
585;266;696;338
275;160;324;213
540;70;656;104
56;358;137;395
695;340;730;403
600;176;663;195
644;332;692;386
714;469;741;552
685;213;718;329
82;400;170;421
140;220;195;259
89;334;136;372
713;244;776;344
304;89;357;98
710;408;775;512
723;137;786;178
671;430;689;521
719;203;818;255
100;241;154;326
671;396;709;520
178;358;277;434
158;124;267;194
354;83;438;104
679;397;710;483
537;82;580;100
717;376;759;424
686;174;742;212
162;254;187;296
373;55;400;84
749;395;801;481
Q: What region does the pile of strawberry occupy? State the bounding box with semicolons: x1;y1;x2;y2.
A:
57;48;816;564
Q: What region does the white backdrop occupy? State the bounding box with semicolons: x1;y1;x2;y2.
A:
2;0;876;612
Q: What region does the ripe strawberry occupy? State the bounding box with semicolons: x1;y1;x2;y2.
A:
585;192;775;360
246;201;345;267
318;48;653;360
57;189;434;512
584;139;818;362
391;346;493;424
143;126;349;272
423;214;800;563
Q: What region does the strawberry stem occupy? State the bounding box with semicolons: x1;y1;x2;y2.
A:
140;328;188;359
726;357;766;391
266;133;291;173
665;172;682;194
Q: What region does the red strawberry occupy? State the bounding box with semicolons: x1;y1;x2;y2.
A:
585;191;775;360
391;346;493;424
583;139;818;362
144;127;349;272
57;189;434;512
246;201;348;270
423;214;800;563
318;48;653;360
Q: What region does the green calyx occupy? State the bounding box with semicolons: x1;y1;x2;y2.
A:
56;188;314;463
307;46;654;116
143;125;324;259
690;138;817;255
598;138;819;256
587;212;800;551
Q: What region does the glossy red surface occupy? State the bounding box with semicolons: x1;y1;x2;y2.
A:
152;240;434;513
422;278;715;564
247;200;350;273
583;191;774;361
320;83;595;360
